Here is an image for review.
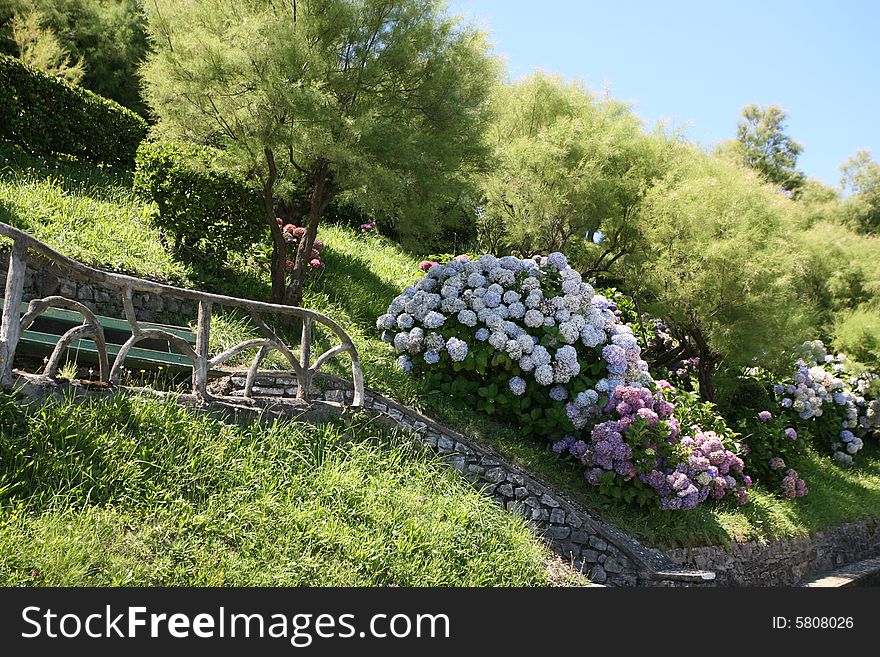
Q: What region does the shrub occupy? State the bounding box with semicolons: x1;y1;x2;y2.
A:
0;53;146;166
727;380;809;499
133;140;265;261
834;306;880;370
377;251;751;510
771;340;879;464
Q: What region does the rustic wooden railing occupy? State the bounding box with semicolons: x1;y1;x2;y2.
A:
0;222;364;406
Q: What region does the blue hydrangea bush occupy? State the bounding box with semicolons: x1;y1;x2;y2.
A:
378;252;751;510
773;340;879;465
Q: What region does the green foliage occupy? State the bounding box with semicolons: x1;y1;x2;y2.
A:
723;374;806;484
141;0;499;303
839;149;880;234
625;150;810;399
133;140;265;261
0;0;150;114
834;307;880;369
733;103;804;194
480;72;674;270
0;393;553;586
0;53;146;166
8;7;85;83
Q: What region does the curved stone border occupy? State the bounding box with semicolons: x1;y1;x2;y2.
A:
212;370;717;587
667;519;880;586
800;554;880;587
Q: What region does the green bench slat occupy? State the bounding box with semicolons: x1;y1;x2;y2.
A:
18;329;226;376
3;298;197;344
19;329;195;369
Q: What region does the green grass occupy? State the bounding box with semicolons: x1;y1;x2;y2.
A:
0;393;564;586
0;142;189;281
3;144;880;551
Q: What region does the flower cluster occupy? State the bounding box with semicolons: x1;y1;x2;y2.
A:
774;341;869;464
360;220;377;232
781;468;808;499
648;429;750;510
275;217;326;270
552;385;749;510
378;251;653;400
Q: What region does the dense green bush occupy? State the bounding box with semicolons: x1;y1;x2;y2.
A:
0;53;146;166
133;140;264;261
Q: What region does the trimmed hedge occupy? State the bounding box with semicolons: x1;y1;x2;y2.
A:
0;54;147;167
133;140;265;260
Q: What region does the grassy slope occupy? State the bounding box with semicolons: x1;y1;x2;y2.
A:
2;142;879;550
0;394;562;586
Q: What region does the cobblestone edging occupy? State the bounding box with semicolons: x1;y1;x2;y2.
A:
212;370;717;587
0;249;197;325
667;519;880;586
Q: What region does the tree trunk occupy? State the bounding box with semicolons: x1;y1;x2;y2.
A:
696;358;717;404
284;158;334;307
262;148;287;304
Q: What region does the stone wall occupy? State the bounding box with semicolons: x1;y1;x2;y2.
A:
0;248;197;325
211;370;717;587
667;519;880;586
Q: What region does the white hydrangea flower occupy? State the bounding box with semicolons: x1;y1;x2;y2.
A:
508;302;525;319
467;272;487;288
505;339;523;360
376;313;396;330
524;309;544;328
440;284;459;299
559;321;579;344
441;297;466;313
502;290;521;304
457;309;477;327
423;311;445;329
489;331;508;349
477;254;498;270
535;364;554;386
426;332;446;351
519;355;535;371
532;345;551;366
446;337;468;362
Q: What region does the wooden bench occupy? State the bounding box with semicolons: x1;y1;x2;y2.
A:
4;298;210;375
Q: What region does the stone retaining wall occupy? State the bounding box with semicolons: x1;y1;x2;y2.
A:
211;370;717;587
0;248;196;325
667;519;880;586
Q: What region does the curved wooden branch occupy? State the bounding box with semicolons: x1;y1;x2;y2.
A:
244;345;271;399
109;329;200;384
209;338;274;368
248;311;304;377
308;342;350;375
21;296;109;380
44;324;101;379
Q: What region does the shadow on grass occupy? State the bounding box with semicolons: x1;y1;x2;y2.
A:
312;246;407;326
0;141;134;201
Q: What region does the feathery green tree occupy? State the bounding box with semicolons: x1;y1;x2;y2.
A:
141;0;497;305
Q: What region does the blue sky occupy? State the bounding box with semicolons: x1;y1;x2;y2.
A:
453;0;879;187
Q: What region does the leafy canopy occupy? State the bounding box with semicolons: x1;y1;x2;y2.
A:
141;0;498;242
480;72;674;270
625;150;810;379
